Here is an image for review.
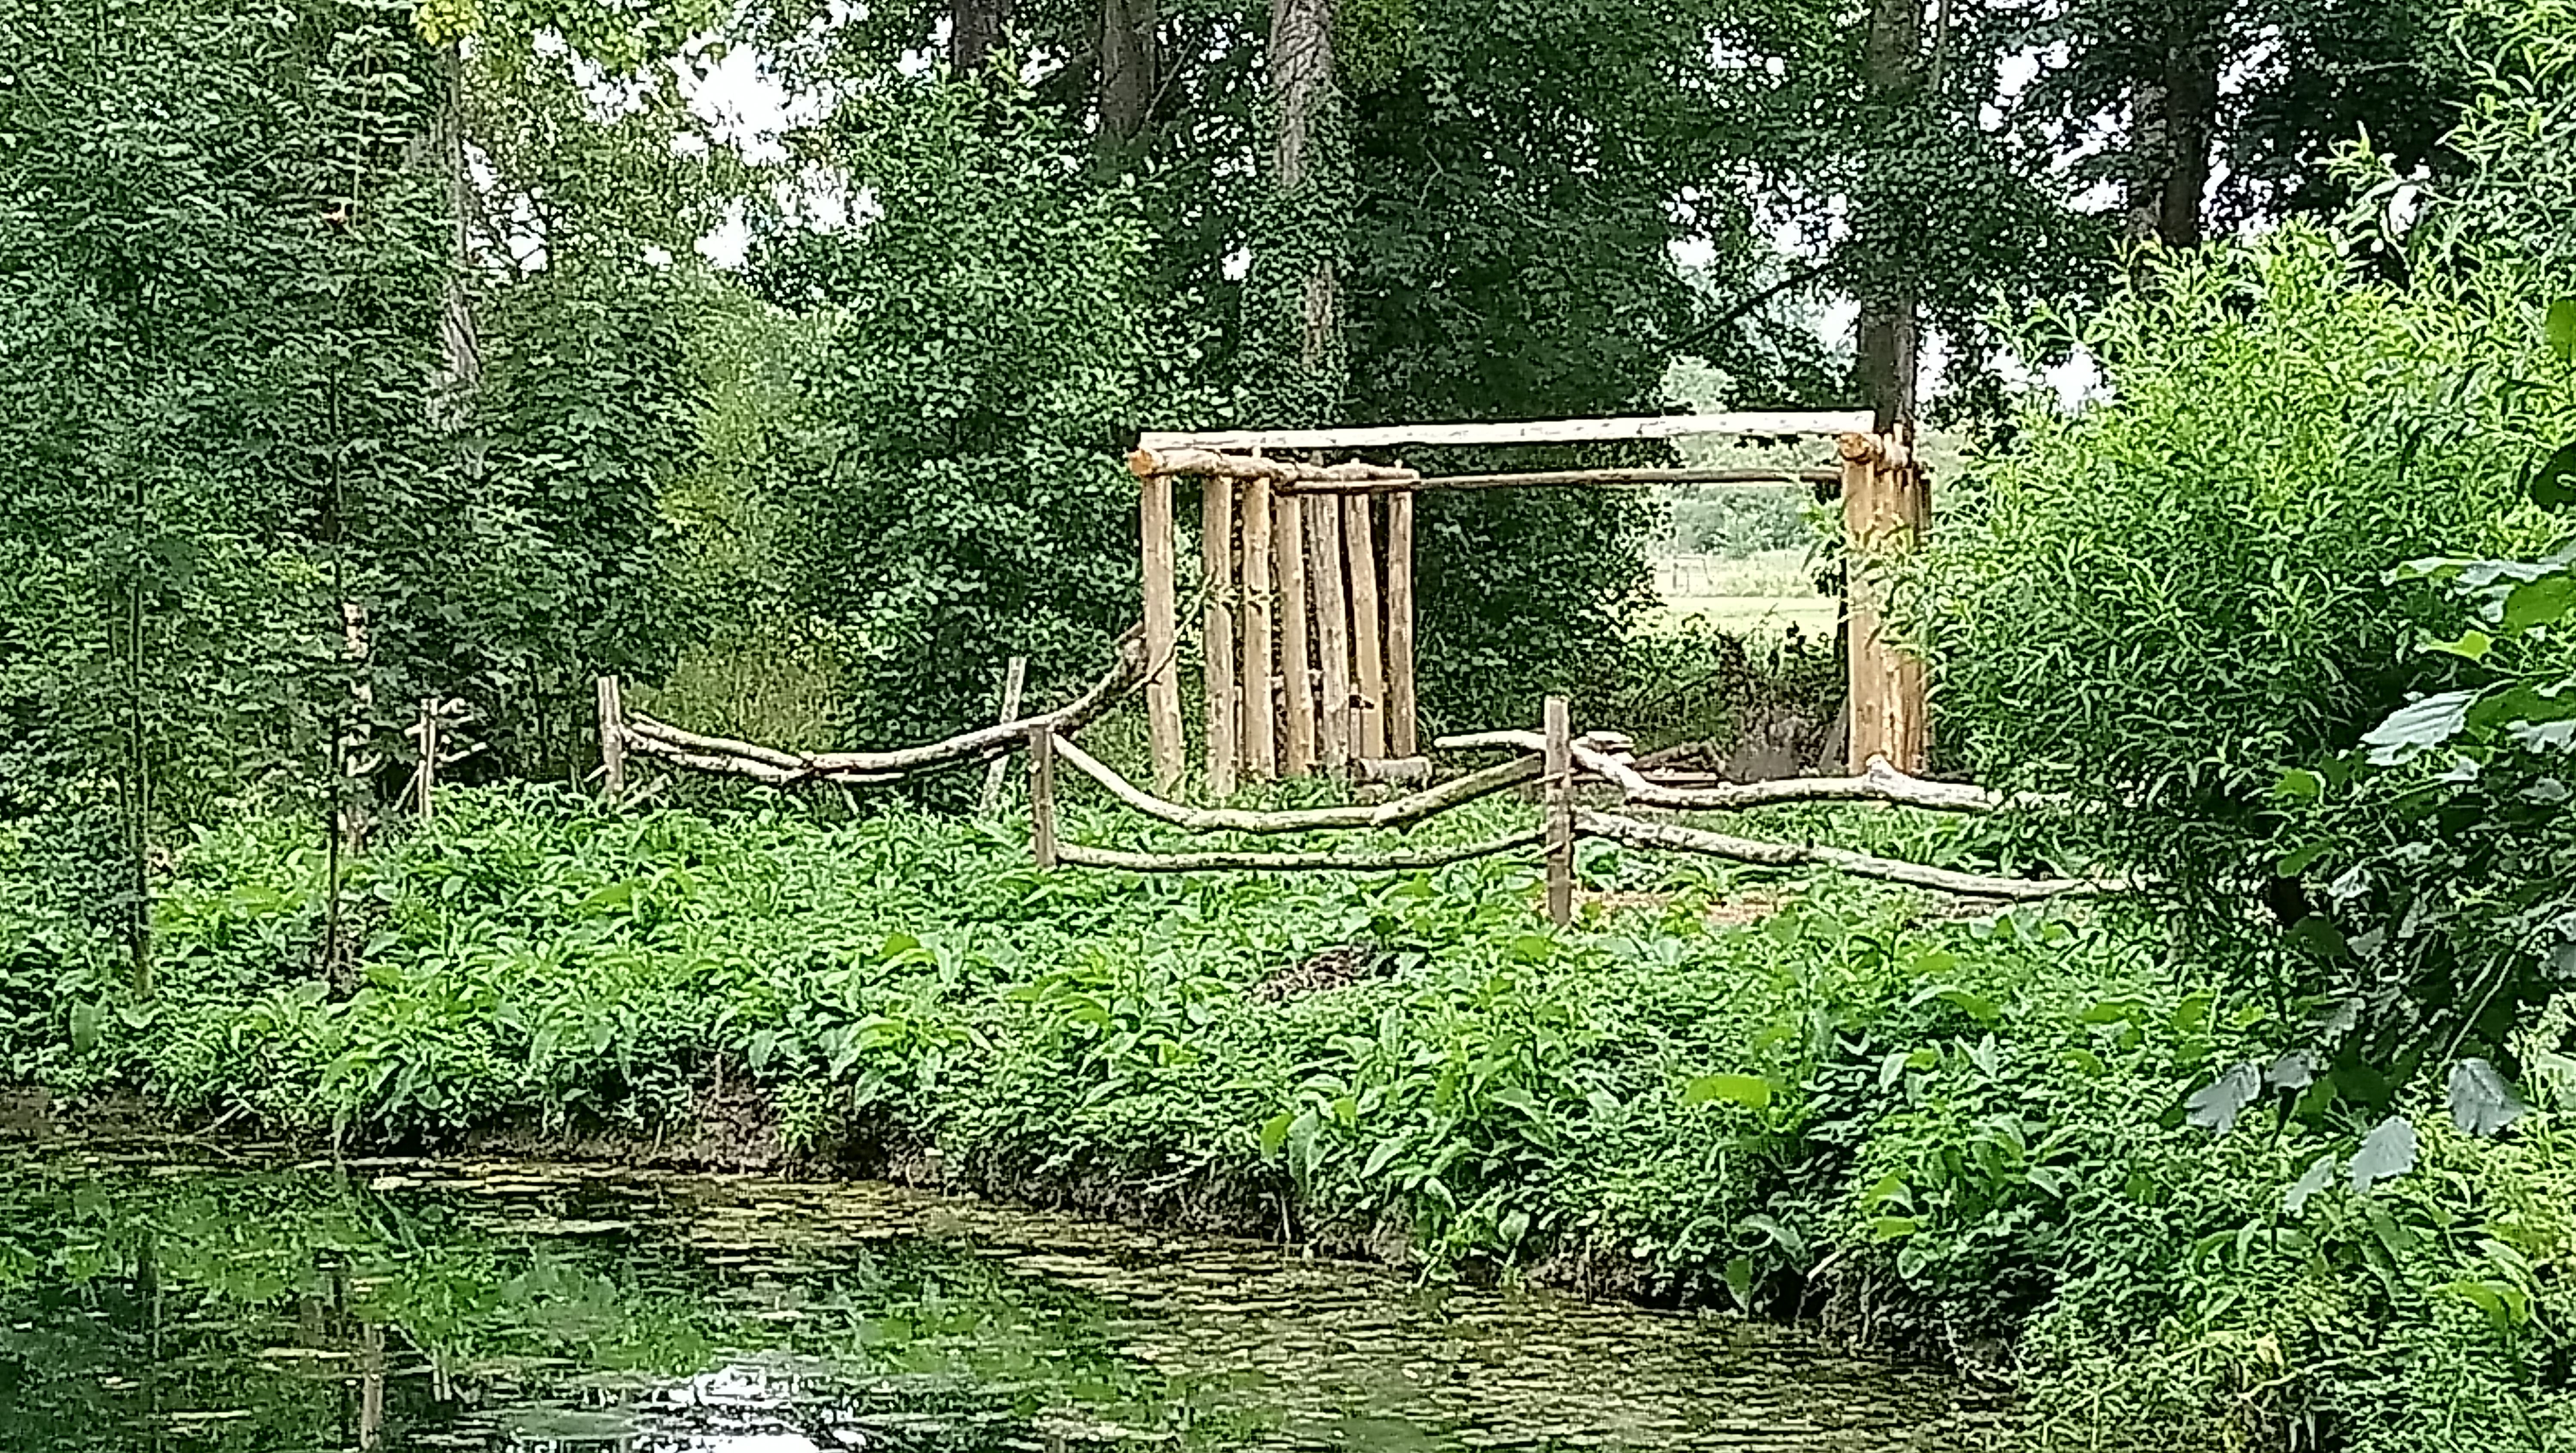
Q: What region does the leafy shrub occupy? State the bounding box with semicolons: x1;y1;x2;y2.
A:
749;75;1182;760
1932;227;2569;931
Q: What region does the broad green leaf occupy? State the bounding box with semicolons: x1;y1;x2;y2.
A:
2360;691;2477;766
2350;1115;2419;1192
2504;575;2576;631
69;1001;101;1054
2184;1061;2262;1134
2549;298;2576;364
2283;1154;2336;1216
2531;440;2576;512
2446;1058;2527;1137
1680;1073;1772;1111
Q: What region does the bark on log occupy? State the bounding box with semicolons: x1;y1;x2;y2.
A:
1129;448;1417;485
1435;731;2003;813
1577;811;2118;901
1050;734;1539;834
623;631;1146;786
1281;467;1849;496
1060;829;1543;875
1140;412;1876;453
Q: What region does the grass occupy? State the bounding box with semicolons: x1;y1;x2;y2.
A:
1648;547;1840;639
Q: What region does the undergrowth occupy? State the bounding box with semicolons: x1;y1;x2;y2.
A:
1;786;2568;1451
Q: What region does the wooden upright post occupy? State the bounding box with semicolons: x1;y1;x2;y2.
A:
1276;492;1315;777
1344;495;1386;761
1384;490;1418;758
1203;477;1240;798
1543;696;1575;928
415;698;439;824
1242;476;1277;779
595;675;625;803
978;655;1029;815
1027;723;1059;870
1839;431;1929;775
1140;473;1185;791
1308;496;1352;771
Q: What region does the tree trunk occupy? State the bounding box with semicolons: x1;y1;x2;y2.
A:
951;0;1013;76
1270;0;1341;393
1858;0;1923;432
431;45;480;458
1099;0;1158;151
2127;7;2221;247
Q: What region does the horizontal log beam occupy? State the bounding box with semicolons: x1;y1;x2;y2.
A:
1278;467;1848;497
623;631;1147;788
1127;448;1420;485
1436;732;2003;813
1577;811;2120;900
1059;829;1544;875
1140;411;1876;453
1050;735;1540;834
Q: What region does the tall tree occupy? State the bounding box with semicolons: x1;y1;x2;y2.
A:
1858;0;1928;427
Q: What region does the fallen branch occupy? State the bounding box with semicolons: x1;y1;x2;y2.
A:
1127;448;1420;486
1436;730;2003;813
1577;811;2120;901
1059;829;1544;875
1050;736;1540;835
623;630;1147;788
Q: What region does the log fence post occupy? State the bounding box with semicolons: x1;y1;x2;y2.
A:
1140;472;1185;790
1028;723;1059;870
1544;696;1575;928
978;655;1029;815
596;675;625;804
1203;477;1239;798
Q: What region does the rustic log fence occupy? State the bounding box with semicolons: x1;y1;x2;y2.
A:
595;669;2111;922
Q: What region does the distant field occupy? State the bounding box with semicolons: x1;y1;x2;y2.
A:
1648;549;1839;638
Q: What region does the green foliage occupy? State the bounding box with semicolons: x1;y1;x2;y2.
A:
6;786;2572;1448
1933;227;2569;930
749;75;1177;756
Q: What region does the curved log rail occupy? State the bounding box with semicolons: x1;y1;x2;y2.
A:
597;675;2116;908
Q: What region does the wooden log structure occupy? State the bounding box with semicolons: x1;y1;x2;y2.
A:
1140;411;1875;453
1129;448;1418;485
1203;476;1239;797
1276;493;1315;776
1839;430;1930;775
1281;467;1848;496
1344;494;1386;761
1543;697;1576;927
1122;409;1893;794
1242;476;1277;779
1307;495;1353;772
1140;471;1185;790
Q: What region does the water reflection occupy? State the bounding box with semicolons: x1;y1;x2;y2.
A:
0;1150;1994;1451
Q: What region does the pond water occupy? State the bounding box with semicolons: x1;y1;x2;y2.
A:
0;1148;1996;1452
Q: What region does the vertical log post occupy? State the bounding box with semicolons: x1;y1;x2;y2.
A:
1384;489;1418;759
1140;472;1185;791
1276;492;1315;776
978;655;1029;815
1203;477;1240;798
1308;496;1352;771
1242;475;1277;779
1343;494;1386;761
1886;447;1931;773
1027;723;1059;870
595;675;625;803
415;698;438;825
1543;696;1575;928
1838;431;1929;775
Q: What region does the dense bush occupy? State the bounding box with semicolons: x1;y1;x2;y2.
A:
1932;231;2571;933
748;77;1183;760
5;788;2570;1450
